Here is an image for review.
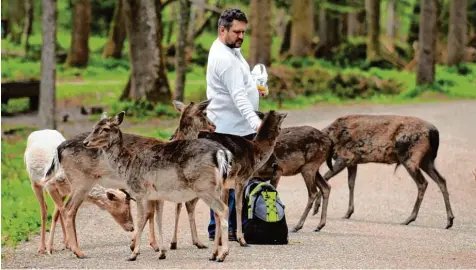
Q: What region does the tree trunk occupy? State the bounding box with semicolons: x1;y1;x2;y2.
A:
39;0;56;129
22;0;33;55
66;0;91;67
290;0;314;57
122;0;171;103
8;0;25;44
447;0;467;66
249;0;272;67
347;12;359;37
416;0;438;85
166;1;176;44
366;0;380;60
279;20;292;56
316;1;342;59
103;0;126;59
386;0;397;52
174;0;191;102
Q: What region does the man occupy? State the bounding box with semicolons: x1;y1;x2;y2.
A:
205;8;268;241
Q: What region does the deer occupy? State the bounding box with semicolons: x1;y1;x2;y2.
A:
40;100;218;260
315;114;454;229
80;111;236;262
24;129;135;255
253;111;334;233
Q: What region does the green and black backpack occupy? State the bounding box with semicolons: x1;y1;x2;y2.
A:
242;179;288;245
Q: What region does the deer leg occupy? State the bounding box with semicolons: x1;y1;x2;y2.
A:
148;201;160;252
344;165;358;219
46;187;65;254
291;168;318;232
235;183;248;247
270;169;283;189
128;198;148;261
170;202;182;250
185;198;207;249
420;161;454;229
313;157;348;215
401;160;428;226
154;200;167;260
314;171;331;232
63;188;89;259
31;183;47;254
200;191;229;262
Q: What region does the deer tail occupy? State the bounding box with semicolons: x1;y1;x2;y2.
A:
216;149;233;180
39;146;62;187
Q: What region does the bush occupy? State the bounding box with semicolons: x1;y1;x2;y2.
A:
111;99;179;119
327;73;402;99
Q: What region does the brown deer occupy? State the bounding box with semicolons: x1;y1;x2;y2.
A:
253;113;334;232
316;114;454;229
24;129;134;254
40;100;217;260
80;111;235;262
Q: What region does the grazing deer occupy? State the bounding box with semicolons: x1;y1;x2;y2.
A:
253;114;334;232
24;129;134;254
40;100;217;260
316;114;454;229
81;111;234;262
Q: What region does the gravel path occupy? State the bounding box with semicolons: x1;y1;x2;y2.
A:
2;100;476;269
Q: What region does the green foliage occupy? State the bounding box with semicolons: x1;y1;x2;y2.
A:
111;99;180;120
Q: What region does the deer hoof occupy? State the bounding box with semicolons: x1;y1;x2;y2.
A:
194;243;207;249
170;242;177;250
158;253;166;260
313;228;321;232
75;251;86;259
126;256;137;261
290;227;301;233
446;217;454;229
238;239;249;247
209;253;218;261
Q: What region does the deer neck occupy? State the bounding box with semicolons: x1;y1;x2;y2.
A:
173;127;199;141
101;132;130;178
252;138;277;170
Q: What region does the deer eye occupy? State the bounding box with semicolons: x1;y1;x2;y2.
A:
102;128;110;133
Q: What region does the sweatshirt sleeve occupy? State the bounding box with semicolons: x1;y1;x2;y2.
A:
220;63;262;131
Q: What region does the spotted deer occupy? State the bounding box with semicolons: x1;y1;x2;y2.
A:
24;129;134;255
253;113;334;232
316;114;454;229
40;100;218;260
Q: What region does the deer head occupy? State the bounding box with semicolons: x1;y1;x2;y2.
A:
104;188;135;232
83;111;125;148
254;110;287;141
171;99;216;140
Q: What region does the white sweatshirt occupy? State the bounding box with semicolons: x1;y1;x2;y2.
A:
206;39;262;136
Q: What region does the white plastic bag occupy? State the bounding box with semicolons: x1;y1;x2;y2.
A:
251;64;269;95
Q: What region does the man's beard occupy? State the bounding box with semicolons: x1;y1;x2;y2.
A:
226;39;243;48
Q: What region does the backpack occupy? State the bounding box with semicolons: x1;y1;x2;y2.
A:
242;179;288;245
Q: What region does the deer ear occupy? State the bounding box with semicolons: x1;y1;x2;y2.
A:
197;99;212;112
114;111;125;125
100;112;108;120
255;111;265;120
106;191;117;201
172;100;186;112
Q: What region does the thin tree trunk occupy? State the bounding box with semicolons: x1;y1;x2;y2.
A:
39;0;56;129
121;0;171;103
249;0;272;67
166;1;176;44
290;0;314;57
22;0;33;55
387;0;396;52
416;0;438;85
316;1;342;59
8;0;25;44
447;0;467;65
66;0;92;67
366;0;380;60
103;0;126;59
347;12;359;37
174;0;191;102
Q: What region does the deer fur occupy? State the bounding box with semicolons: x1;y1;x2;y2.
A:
317;114;454;229
81;111;234;262
24;129;134;255
40;100;217;260
254;119;334;232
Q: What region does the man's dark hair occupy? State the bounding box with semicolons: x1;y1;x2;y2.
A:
218;8;248;30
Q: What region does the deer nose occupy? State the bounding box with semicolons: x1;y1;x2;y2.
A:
83;141;89;147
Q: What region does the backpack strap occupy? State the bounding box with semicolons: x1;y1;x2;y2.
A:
247;182;267;219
